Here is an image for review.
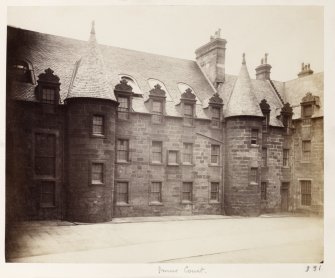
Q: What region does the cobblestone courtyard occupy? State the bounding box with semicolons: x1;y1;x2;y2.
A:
6;214;323;263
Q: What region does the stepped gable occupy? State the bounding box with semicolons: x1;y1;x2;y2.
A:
224;54;263;118
66;21;116;101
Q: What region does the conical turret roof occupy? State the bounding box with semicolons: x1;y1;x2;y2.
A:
225;54;263;118
66;21;116;101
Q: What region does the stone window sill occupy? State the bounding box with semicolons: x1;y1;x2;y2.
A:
40;204;56;208
182;163;194;166
250;144;259;148
249;182;258;186
282;166;290;169
116;202;131;207
209;200;220;204
116;161;130;164
300;161;311;164
150;162;163;166
91;134;106;139
91;182;104;186
209;164;221;167
181;200;192;204
149;202;163;206
167;163;179;166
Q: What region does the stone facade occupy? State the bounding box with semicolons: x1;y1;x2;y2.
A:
6;26;324;223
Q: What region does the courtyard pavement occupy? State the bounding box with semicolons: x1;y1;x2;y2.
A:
6;214;323;263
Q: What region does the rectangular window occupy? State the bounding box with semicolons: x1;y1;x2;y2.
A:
210;182;219;202
182;182;192;202
117;139;129;162
152;141;162;163
42;88;55;104
183;143;193;164
118;96;129;120
116;182;129;204
211;107;220;128
250;168;258;183
40;181;55;207
183;104;193;126
262;114;269;132
251;129;258;145
152;101;163;123
301;180;311;206
262;148;267;167
35;133;56;176
302;140;311;161
211;144;220;165
91;163;103;184
92;115;104;135
168;150;178;165
303;105;313;118
261;182;267;200
150;182;162;203
283;149;289;167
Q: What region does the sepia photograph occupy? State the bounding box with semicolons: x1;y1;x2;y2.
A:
2;1;332;277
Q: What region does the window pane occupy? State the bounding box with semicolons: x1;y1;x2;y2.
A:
118;97;129;119
152;101;162;113
40;181;55;207
152;141;162;163
211;145;220;164
303;105;313;117
168;151;178;164
184;104;193;117
212;107;220;119
35;133;56;176
117;139;129;162
301;180;311;206
117;182;129;203
251;129;258;144
283;149;289;166
92;115;104;135
182;182;192;201
183;143;193;164
210;182;219;201
250;168;258;183
262;148;267;167
150;182;162;202
42;88;55;104
92;163;103;183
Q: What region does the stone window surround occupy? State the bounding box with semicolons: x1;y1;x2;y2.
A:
167;149;180;166
210;144;220;166
151;141;163;165
283;148;290;167
181;181;193;204
117;95;131;120
116;138;130;163
209;181;220;203
149;181;163;206
115;180;131;206
301;140;311;163
90;113;106;138
182;142;193;165
89;160;105;186
250;167;259;184
299;179;312;207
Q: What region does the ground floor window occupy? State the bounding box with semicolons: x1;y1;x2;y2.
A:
301;180;312;206
182;182;192;202
116;182;129;204
40;181;56;207
261;182;267;200
150;182;162;203
210;182;219;202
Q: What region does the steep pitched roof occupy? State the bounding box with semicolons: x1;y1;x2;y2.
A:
224;55;263;118
66;22;116;101
283;72;323;119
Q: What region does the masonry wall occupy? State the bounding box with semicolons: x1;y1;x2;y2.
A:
224;117;263;216
66;98;117;223
261;127;285;213
6;100;65;221
114;112;223;217
291;117;323;215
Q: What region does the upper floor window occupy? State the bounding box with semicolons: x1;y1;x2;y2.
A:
300;92;320;119
117;96;130;120
152;141;163;163
182;143;193;164
250;168;258;183
35;133;56;177
183;103;194;126
302;140;311;161
283;149;289;167
261;182;267;200
211;107;221;128
10;60;34;83
92;115;104;136
36;68;60;106
152;100;163;123
168;150;179;165
262;148;267;167
251;129;258;145
42;88;56;104
211;144;220;165
303;104;313;118
116;181;129;204
260;99;271;132
117;139;129;162
208;93;223;128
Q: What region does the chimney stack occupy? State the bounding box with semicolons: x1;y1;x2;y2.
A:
195;29;227;87
298;62;314;78
255;53;272;80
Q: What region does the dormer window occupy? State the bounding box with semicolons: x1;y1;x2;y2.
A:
147;82;166;124
280;103;293;134
259;99;271;132
35;68;60;109
119;75;142;96
114;78;134;120
10;60;35;84
208;93;223;128
300;92;320;122
180;87;197;127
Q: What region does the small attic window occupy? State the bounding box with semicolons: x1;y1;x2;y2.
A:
11;60;34;83
119;75;142;95
148;79;172;101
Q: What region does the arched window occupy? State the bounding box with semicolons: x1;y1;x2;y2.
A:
10;60;34;83
119;75;142;95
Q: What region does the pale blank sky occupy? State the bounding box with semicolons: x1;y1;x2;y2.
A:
7;5;323;81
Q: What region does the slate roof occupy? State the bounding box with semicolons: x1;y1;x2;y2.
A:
7;26;323;124
283;72;323;119
224;58;264;118
66;24;116;101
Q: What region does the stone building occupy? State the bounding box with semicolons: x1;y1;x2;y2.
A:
6;24;323;223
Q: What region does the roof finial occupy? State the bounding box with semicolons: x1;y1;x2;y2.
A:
91;20;95;35
264;53;268;64
242;53;246;65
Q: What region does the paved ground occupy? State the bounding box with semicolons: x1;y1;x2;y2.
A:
6;214;323;263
